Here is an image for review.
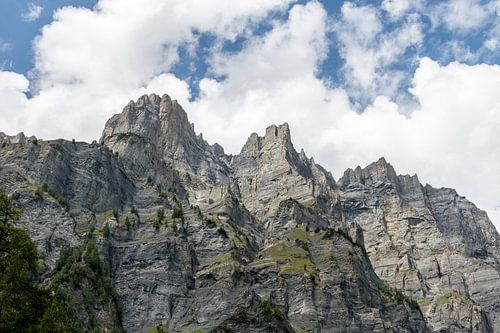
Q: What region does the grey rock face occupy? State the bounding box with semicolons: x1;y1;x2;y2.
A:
2;93;498;332
232;123;336;221
100;94;231;191
338;158;500;332
0;131;37;145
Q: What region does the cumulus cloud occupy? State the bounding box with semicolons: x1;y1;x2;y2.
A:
381;0;424;19
0;71;29;133
321;59;500;228
22;3;43;22
0;0;499;229
429;0;489;32
188;1;344;152
175;3;500;227
334;2;423;103
1;0;292;139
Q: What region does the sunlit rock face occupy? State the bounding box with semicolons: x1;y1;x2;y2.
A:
338;158;500;332
2;93;499;332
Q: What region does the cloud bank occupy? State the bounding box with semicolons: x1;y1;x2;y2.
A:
0;0;499;227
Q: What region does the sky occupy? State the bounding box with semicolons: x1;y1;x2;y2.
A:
1;0;500;228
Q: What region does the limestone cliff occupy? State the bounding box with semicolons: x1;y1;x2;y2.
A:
1;93;498;332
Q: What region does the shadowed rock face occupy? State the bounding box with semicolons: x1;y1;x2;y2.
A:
1;93;498;332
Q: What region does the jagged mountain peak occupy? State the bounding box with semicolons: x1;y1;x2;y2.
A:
100;93;195;146
340;157;397;183
240;122;293;156
0;131;38;145
3;92;500;332
263;122;291;145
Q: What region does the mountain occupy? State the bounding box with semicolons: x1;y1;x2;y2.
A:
1;93;499;332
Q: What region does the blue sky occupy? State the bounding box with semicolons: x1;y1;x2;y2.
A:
0;0;96;73
3;0;499;100
0;0;500;227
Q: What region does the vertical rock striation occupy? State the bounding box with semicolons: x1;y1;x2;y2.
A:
1;93;498;332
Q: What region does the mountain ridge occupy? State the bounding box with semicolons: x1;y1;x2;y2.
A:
0;93;499;332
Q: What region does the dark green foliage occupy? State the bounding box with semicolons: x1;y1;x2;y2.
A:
35;186;44;199
157;208;165;221
172;195;179;204
172;205;183;219
308;273;317;286
0;189;23;229
194;205;204;219
36;285;82;333
258;300;285;320
206;218;216;228
154;324;168;333
131;206;138;215
153;220;161;231
38;184;70;211
87;226;96;239
53;241;123;330
154;208;166;231
231;195;239;206
217;227;228;238
125;216;132;231
184;192;189;202
159;191;169;202
379;284;420;310
0;188;86;332
324;227;363;248
0;212;48;332
103;223;111;239
113;208;120;223
147;176;153;184
229;222;245;238
299;242;309;252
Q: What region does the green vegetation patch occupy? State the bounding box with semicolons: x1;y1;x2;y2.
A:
258;300;285;320
262;242;315;275
146;323;168;333
436;292;475;305
0;187;122;332
417;298;430;307
378;284;419;310
36;184;70;211
96;209;115;222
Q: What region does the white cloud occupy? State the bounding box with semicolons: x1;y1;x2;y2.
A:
1;0;500;231
319;58;500;229
444;40;479;63
335;3;423;101
0;40;11;53
0;71;29;133
188;1;343;153
183;3;500;230
0;0;293;140
429;0;488;32
484;38;498;51
22;3;43;22
381;0;424;19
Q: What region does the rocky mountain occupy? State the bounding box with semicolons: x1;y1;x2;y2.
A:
1;93;499;332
